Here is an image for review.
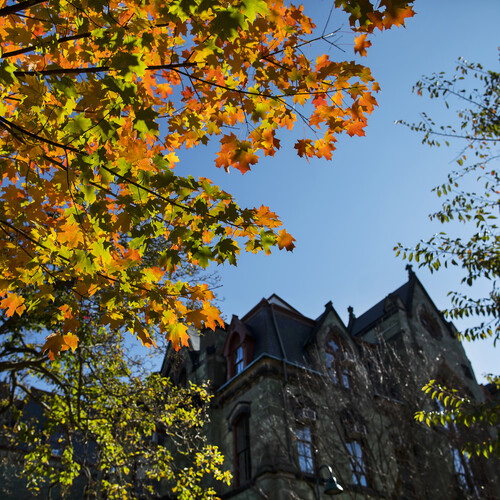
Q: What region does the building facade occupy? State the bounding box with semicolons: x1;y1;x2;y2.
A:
161;267;499;499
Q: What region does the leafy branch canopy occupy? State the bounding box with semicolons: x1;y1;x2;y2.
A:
397;53;500;458
0;0;414;357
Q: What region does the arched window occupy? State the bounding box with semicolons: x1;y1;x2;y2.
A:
234;413;251;486
227;334;245;379
325;334;351;388
432;372;479;494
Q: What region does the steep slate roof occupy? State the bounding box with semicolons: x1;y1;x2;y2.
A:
349;281;412;337
242;297;315;367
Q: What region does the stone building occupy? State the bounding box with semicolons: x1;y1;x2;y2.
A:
161;266;499;499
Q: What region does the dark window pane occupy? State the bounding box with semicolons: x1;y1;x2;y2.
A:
234;415;251;486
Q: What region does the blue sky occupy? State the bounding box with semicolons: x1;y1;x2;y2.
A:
175;0;499;383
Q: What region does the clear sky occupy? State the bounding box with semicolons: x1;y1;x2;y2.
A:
174;0;499;383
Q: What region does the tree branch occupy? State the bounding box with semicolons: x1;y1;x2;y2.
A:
13;62;197;77
0;0;46;17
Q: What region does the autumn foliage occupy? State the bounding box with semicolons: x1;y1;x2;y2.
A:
0;0;414;358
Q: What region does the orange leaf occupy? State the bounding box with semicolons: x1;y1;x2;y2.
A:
133;319;157;348
58;222;83;248
62;333;79;352
354;34;372;57
294;139;314;158
345;120;366;137
186;309;206;329
254;205;281;228
201;305;224;331
277;229;295;252
0;293;26;317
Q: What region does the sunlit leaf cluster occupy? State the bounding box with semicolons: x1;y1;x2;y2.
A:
0;0;413;355
3;327;230;499
415;379;500;459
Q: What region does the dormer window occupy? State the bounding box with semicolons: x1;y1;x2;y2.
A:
222;316;255;381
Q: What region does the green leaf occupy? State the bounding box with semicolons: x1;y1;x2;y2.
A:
133;107;159;137
242;0;268;20
0;60;18;86
65;114;93;135
111;52;147;80
210;8;245;40
193;246;214;268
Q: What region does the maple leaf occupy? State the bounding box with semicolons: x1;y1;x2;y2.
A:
254;205;281;228
58;222;84;248
336;0;415;32
354;34;372;57
381;0;415;28
42;333;65;361
277;229;295;251
345;120;366;137
168;323;189;349
62;333;79;352
0;293;26;317
186;309;206;330
294;139;314;158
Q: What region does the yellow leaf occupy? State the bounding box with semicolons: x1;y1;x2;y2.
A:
62;333;79;352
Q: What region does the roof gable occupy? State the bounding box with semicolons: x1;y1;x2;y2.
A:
266;294;302;314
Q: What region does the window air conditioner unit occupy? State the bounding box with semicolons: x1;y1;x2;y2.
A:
298;408;317;421
344;352;355;362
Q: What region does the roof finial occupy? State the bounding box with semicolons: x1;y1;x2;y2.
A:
347;306;355;328
406;264;415;279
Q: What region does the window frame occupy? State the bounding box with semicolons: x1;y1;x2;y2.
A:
346;438;369;488
295;423;315;475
